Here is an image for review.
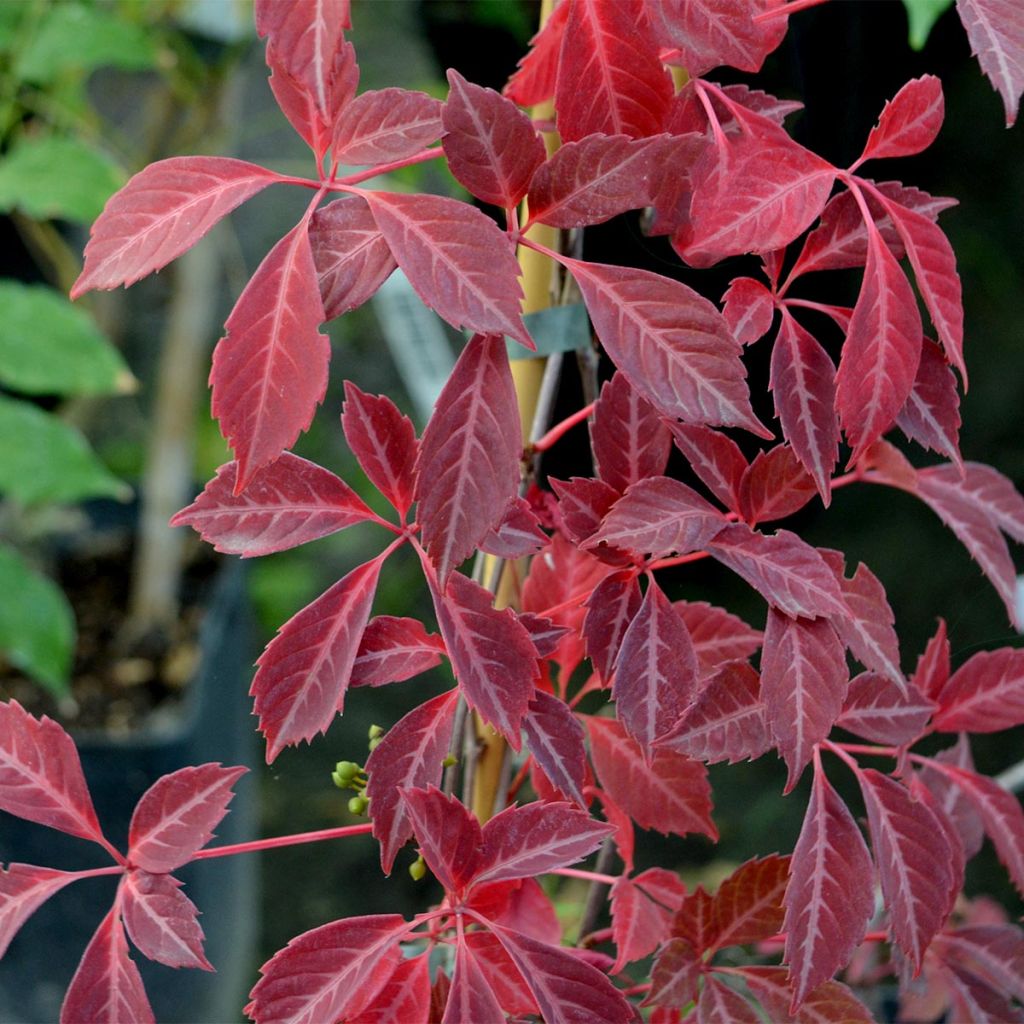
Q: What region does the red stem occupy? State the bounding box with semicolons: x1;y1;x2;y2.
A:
190;822;373;861
532;401;597;453
552;866;619;886
333;147;445;188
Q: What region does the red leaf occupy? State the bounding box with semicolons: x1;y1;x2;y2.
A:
479;497;548;560
400;786;483;894
739;445;817;525
523;690;588;805
60;907;154;1024
858;768;954;967
550;476;622;547
350;616;445;689
341;382;418;518
413;333;521;581
742;966;874;1024
829;559;904;688
583;570;643;686
917;738;986;860
873;188;965;381
475;801;611;885
528;133;702;229
503;0;568;106
351;953;431;1024
586;716;718;839
364;192;530;347
210;222;328;491
838;673;934;746
442;70;545;209
697;976;760;1024
263;45;345;157
645;938;700;1010
127;763;246;873
860;75;945;162
71;157;278;298
251;558;381;762
614;580;701;753
722;276;774;345
255;0;350;126
121;870;210;970
711;854;790;949
934;647;1024;732
246;914;410;1024
897;338;963;466
332;88;443;165
760;611;848;791
488;922;637;1023
651;0;788;76
555;0;672;142
933;925;1024;1003
769;310;838;503
170;454;374;558
443;936;505;1023
568;259;768;435
835;218;923;462
668;424;748;513
672;885;718;953
909;773;966;921
0;863;77;959
590;372;672;494
610;870;684;971
791;180;957;278
365;689;459;874
674;600;763;672
921;461;1024;544
683;125;835;265
433;573;538;748
784;765;874;1008
706;523;849;619
310;198;396;320
517;613;572;658
914;618;952;701
944;959;1024;1022
658;661;771;766
955;0;1024;127
589;477;725;563
462;931;539;1016
0;701;104;845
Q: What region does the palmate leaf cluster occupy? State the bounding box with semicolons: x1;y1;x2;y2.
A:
3;1;1024;1021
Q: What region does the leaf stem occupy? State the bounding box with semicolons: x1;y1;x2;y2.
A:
190;822;373;861
532;401;596;453
332;147;445;188
551;865;619;886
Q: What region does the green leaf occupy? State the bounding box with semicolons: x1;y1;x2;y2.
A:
0;136;125;223
0;395;129;505
901;0;954;50
0;544;74;696
0;281;134;395
14;3;157;83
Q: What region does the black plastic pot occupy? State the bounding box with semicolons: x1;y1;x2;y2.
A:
0;560;259;1024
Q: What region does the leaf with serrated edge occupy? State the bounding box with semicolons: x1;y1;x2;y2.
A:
586;716;717;839
858;768;954;967
210;222;328;491
332;88;443;165
400;786;483;895
72;157;278;298
252;558;381;762
610;871;683;972
897;338;962;466
365;690;458;875
739;445;817;525
0;864;77;959
442;937;505;1024
698;975;761;1023
707;523;849;620
934;647;1024;732
675;600;763;671
742;966;874;1024
0;701;104;844
170;454;374;558
443;70;544;209
121;871;210;970
414;333;521;582
934;925;1024;1002
503;0;567;106
555;0;671;142
955;0;1024;127
365;192;531;347
60;907;154;1024
913;618;951;700
722;276;775;346
128;763;246;873
838;673;934;745
614;579;701;753
784;764;874;1009
644;938;700;1009
710;854;790;949
341;382;418;518
310;198;396;320
568;258;769;436
583;570;642;685
352;952;431;1024
246;914;410;1024
669;423;748;512
921;461;1024;543
349;616;444;689
479;496;548;560
658;661;771;766
489;922;637;1024
770;309;838;503
860;75;945;162
432;572;538;748
523;690;587;805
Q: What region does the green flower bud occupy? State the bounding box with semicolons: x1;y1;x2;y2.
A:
409;856;426;881
368;724;384;740
368;736;382;752
441;754;458;768
348;795;368;816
